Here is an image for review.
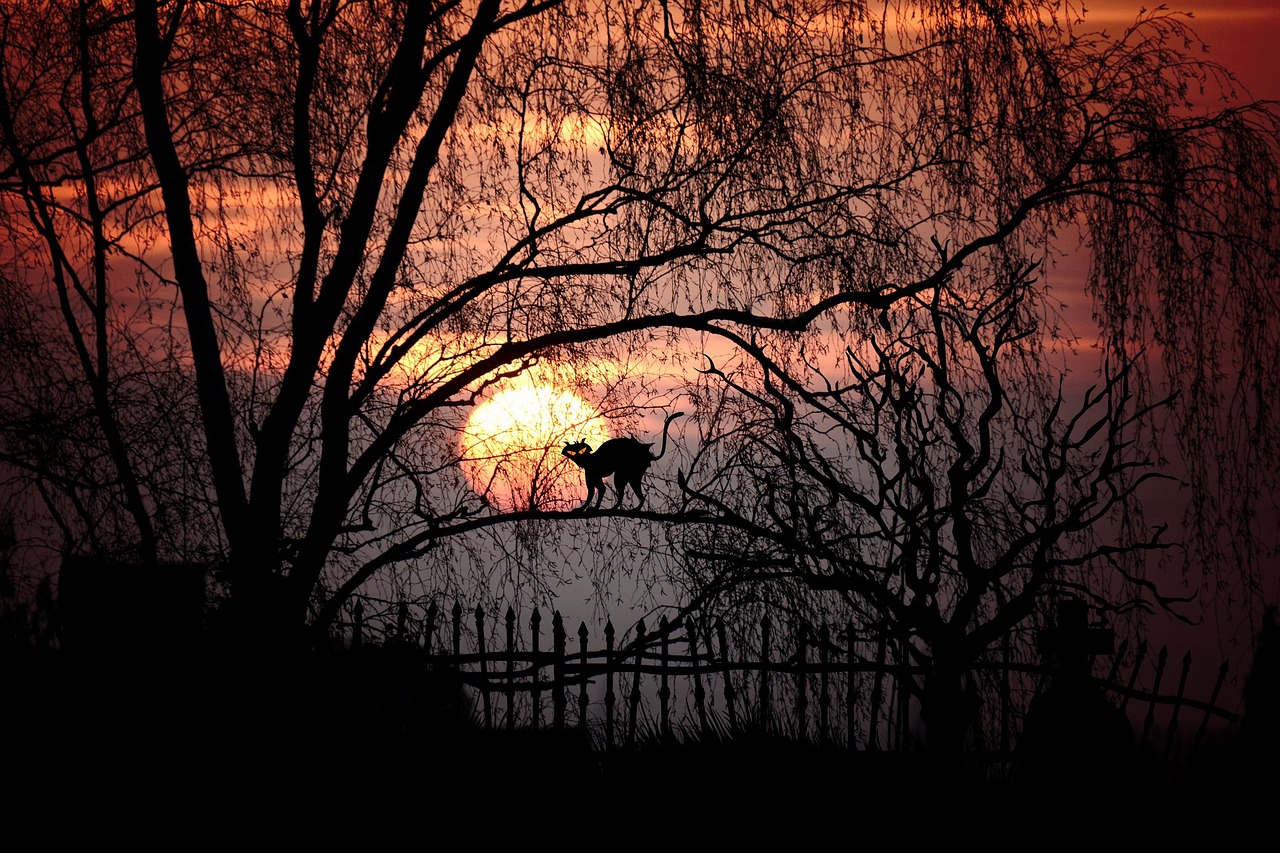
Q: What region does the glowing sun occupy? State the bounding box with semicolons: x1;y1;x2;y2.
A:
460;383;611;511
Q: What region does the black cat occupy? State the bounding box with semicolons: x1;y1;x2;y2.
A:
561;411;683;510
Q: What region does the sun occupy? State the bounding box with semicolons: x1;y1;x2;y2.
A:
460;382;611;511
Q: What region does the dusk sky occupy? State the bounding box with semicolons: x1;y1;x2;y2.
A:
508;0;1280;725
447;0;1280;726
1100;2;1280;102
1053;0;1280;711
2;0;1277;799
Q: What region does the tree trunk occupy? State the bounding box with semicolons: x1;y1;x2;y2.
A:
920;663;979;755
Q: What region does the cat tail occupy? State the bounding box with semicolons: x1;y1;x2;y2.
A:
651;411;685;460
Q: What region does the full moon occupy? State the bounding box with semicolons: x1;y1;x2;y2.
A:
460;383;611;511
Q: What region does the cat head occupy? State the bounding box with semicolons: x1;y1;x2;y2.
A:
562;440;593;459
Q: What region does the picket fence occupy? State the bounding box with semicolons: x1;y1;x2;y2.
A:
343;596;1241;776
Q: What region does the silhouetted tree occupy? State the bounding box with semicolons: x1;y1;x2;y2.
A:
672;265;1181;752
1;1;1276;654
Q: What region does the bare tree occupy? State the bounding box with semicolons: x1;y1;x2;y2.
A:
672;264;1180;752
0;1;1275;652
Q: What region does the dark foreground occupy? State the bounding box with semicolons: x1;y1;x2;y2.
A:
4;647;1274;840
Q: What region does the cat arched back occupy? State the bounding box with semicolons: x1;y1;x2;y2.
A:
561;411;682;511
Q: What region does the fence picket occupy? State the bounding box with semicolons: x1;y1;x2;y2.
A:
530;608;542;731
1191;659;1230;763
553;611;566;731
846;621;857;749
605;620;616;749
795;623;808;739
1000;631;1011;752
451;600;462;658
819;624;830;744
352;600;364;650
1120;641;1147;715
759;614;772;731
475;605;491;728
578;622;590;731
718;619;738;730
1141;645;1169;751
395;600;408;645
505;607;516;731
688;616;708;734
424;601;437;657
868;634;887;751
628;619;646;747
1164;649;1192;759
659;616;671;738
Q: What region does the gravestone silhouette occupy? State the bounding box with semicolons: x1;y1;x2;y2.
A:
1018;598;1137;795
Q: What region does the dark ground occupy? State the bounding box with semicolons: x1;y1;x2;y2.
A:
2;645;1274;842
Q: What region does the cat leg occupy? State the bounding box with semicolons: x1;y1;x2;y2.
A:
579;479;601;511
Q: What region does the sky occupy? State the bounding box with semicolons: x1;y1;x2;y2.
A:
1086;1;1280;101
1032;0;1280;715
2;0;1276;749
359;0;1280;734
546;0;1280;728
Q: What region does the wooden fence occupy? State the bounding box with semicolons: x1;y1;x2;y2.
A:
345;597;1241;774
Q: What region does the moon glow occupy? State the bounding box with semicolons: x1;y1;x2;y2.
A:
460;383;611;511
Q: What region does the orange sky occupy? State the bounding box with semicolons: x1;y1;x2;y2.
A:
1091;1;1280;99
1068;2;1280;713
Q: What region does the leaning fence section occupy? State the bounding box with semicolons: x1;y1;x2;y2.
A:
342;597;1241;774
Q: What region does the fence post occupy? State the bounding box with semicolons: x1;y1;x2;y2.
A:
1141;645;1169;752
578;622;590;732
1000;629;1011;753
451;601;462;660
1191;659;1230;763
868;633;887;751
605;620;616;749
475;604;491;729
896;634;909;750
1164;649;1193;759
1121;641;1147;716
1105;637;1129;686
718;619;738;730
759;614;772;731
352;600;363;650
688;615;709;734
795;622;808;740
553;611;566;731
846;620;857;749
530;608;542;731
505;607;516;731
424;601;437;657
818;623;830;744
628;619;646;747
659;616;671;738
395;600;408;646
